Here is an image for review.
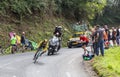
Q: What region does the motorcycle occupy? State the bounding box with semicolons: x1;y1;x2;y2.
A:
47;36;59;55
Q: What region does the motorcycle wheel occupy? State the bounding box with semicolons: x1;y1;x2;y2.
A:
47;50;51;56
52;52;54;55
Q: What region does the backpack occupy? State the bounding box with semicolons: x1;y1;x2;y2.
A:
83;51;94;61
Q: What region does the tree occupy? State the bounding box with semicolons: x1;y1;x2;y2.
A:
93;0;120;25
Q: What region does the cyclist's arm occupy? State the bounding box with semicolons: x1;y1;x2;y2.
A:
37;41;42;48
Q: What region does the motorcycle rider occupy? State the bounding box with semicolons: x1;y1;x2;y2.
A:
53;26;62;37
33;39;48;60
53;26;62;51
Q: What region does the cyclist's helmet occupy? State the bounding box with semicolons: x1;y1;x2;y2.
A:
44;39;48;42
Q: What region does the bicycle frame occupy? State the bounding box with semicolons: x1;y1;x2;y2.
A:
34;48;43;63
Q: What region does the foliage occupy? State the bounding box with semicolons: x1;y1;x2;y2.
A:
0;0;47;20
0;0;107;21
92;47;120;77
93;0;120;25
1;0;120;25
55;0;106;21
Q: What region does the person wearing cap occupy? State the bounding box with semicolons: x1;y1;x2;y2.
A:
33;39;48;60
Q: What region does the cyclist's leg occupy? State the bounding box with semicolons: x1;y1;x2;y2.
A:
40;50;46;56
40;51;45;56
34;50;39;58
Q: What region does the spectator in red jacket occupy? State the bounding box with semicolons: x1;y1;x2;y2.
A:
80;34;89;55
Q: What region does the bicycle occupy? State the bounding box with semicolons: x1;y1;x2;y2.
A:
33;47;43;63
2;45;12;54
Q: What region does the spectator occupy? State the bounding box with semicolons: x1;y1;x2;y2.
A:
102;28;109;48
116;26;120;46
109;29;114;47
112;27;117;46
91;26;97;54
94;25;104;56
21;32;26;52
10;33;17;54
80;34;89;55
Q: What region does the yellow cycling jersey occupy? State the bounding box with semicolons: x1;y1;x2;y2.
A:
37;41;48;52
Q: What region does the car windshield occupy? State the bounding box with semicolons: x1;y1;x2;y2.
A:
72;23;88;32
72;34;81;38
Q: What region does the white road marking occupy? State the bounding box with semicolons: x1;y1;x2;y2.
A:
66;72;71;77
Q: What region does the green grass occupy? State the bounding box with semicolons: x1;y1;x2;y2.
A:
92;47;120;77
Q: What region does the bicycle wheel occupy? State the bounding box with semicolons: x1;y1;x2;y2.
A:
4;46;12;54
34;50;42;63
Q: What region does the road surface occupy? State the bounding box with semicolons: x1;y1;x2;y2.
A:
0;48;91;77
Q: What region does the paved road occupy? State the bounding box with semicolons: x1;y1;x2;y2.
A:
0;48;90;77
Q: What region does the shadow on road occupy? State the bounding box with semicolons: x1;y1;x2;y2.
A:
45;53;60;57
33;61;45;66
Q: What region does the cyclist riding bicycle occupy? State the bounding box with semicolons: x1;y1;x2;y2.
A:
33;39;48;60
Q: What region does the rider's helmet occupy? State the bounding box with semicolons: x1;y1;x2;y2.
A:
42;39;48;45
58;26;62;29
44;39;48;42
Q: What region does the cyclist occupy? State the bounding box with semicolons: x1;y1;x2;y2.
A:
33;39;48;60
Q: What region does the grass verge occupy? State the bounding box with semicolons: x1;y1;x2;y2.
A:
92;47;120;77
